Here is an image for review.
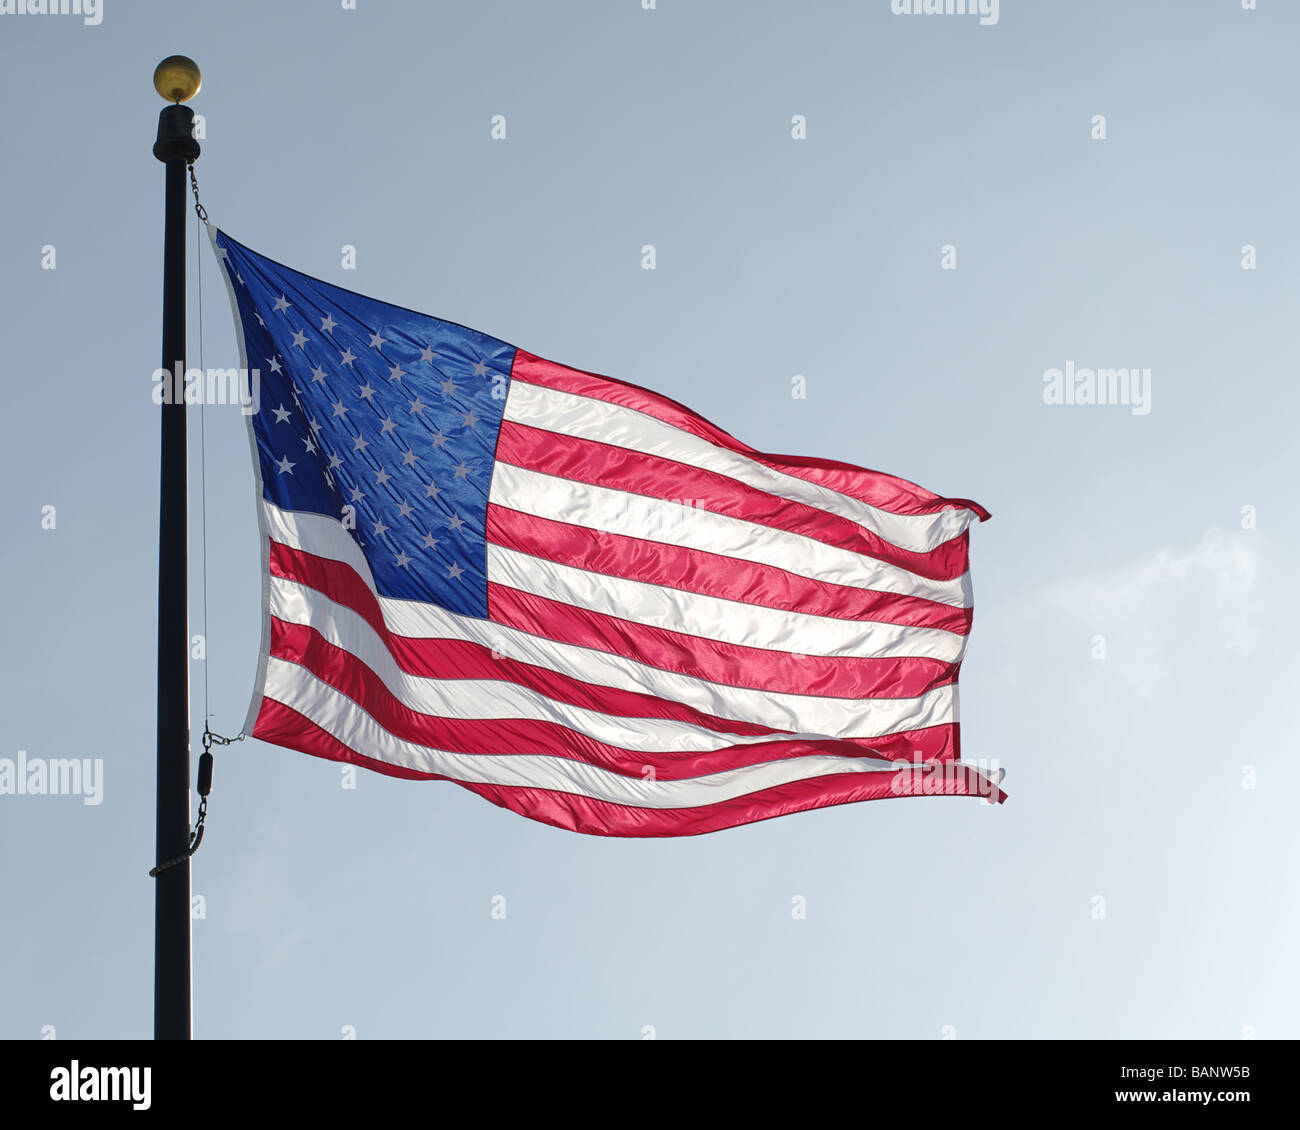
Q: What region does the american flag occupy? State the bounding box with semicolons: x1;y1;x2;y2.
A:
212;228;1004;837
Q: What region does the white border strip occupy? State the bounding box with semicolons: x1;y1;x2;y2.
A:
206;226;275;736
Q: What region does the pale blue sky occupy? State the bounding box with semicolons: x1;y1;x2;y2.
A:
1;0;1295;1038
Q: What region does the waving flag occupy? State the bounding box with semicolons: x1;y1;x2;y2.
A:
212;228;1003;836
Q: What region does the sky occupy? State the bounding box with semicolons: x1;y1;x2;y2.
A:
1;0;1295;1040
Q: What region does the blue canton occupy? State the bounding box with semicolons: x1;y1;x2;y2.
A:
215;230;515;618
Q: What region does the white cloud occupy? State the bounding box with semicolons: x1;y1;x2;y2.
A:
1042;527;1262;698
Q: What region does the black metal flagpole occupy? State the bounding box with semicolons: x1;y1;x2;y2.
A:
151;55;202;1041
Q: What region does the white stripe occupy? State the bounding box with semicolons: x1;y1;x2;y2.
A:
265;658;900;810
487;542;965;661
505;379;977;554
271;579;842;754
264;499;379;587
262;501;955;738
490;460;970;610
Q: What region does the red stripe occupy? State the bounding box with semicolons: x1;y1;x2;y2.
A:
512;351;992;523
487;582;957;701
487;504;971;636
252;698;1002;837
269;540;777;739
269;617;955;779
496;420;972;582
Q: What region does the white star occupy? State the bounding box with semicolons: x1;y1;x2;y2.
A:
349;486;365;503
328;453;343;470
461;409;479;429
331;399;349;419
424;481;442;499
273;294;292;313
310;364;327;383
452;460;471;479
372;517;390;537
447;513;466;532
419;346;437;363
421;532;439;549
395;550;412;568
401;449;419;467
380;416;398;435
357;382;377;401
309;417;323;434
472;360;489;378
291;329;309;349
275;455;295;474
375;468;392;487
320;313;338;334
304;437;317;454
409;396;426;415
272;405;292;423
235;271;245;286
397;499;414;519
353;435;370;453
268;356;282;374
369;330;386;350
255;312;265;328
339;347;356;366
430;430;449;450
447;562;465;580
388;364;405;382
440;377;459;397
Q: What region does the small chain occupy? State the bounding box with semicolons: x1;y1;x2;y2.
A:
148;823;204;878
188;162;208;224
202;727;245;753
148;726;244;877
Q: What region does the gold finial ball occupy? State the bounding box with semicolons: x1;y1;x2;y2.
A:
153;56;202;103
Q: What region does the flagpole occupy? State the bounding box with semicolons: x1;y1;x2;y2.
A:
151;56;202;1041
